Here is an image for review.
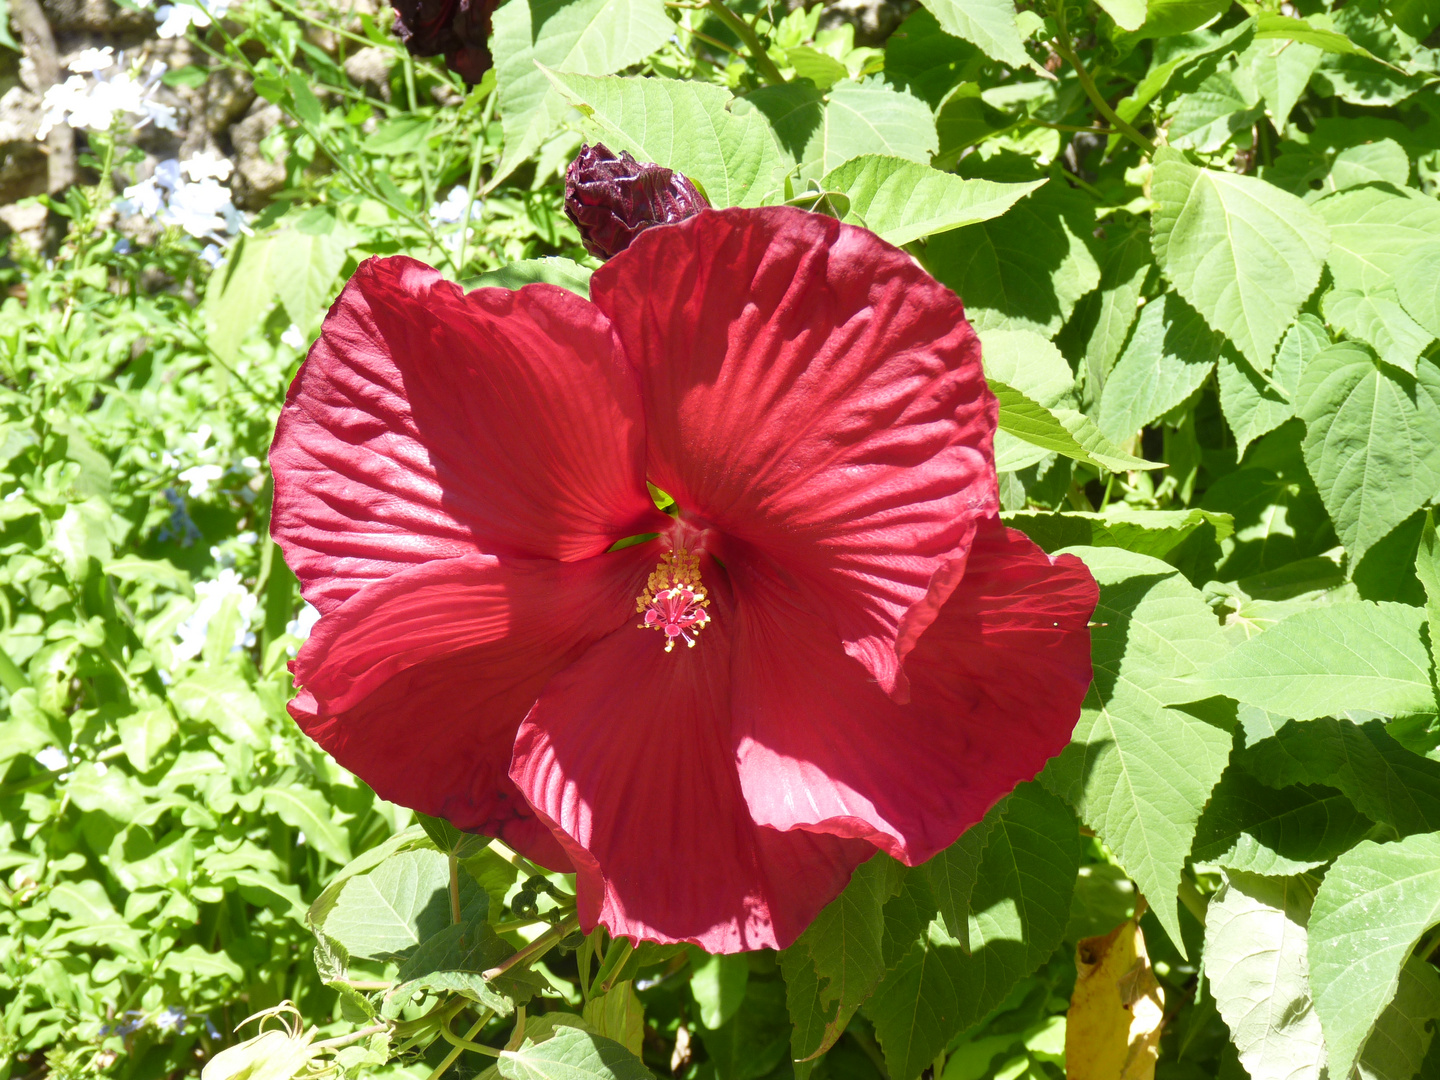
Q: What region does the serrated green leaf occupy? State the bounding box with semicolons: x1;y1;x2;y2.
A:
269;228;349;336
1098;292;1225;441
1309;833;1440;1080
1006;506;1233;560
1242;36;1322;132
1041;547;1232;953
1151;147;1330;371
867;784;1079;1080
544;71;782;208
1296;343;1440;566
981;328;1075;471
117;706;175;774
320;849;452;961
1355;957;1440;1080
1419;511;1440;677
816;156;1043;245
205;234;276;365
1192;770;1374;875
262;786;352;866
1327;139;1412;192
989;380;1162;473
1396;243;1440;339
498;1024;654;1080
1071;223;1151;401
1321;288;1433;375
1167;69;1262;154
1316;185;1440;295
1095;0;1146;32
1216;315;1327;458
1204;871;1326;1080
923;818;991;954
582;982;645;1057
490;0;675;187
1197;601;1433;722
1239;718;1440;839
914;0;1030;66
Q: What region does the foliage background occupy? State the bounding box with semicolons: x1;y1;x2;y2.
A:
2;0;1440;1076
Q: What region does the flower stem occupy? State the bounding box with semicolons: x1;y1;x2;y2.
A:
703;0;786;85
426;1009;495;1080
1050;3;1154;154
483;914;581;981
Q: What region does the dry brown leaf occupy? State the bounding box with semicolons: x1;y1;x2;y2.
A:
1065;918;1166;1080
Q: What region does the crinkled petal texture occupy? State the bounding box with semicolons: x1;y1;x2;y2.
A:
509;577;874;952
729;519;1097;865
271;256;665;614
591;207;999;702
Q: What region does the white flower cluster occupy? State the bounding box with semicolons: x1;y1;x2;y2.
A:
174;568;257;662
38;48;177;139
430;185;483;253
133;0;234;39
118;152;243;241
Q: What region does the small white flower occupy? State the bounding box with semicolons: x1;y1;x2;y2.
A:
240;456;260;471
199;243;224;267
236;531;257;545
430;185;480;226
3;489;21;502
155;3;208;36
182;152;234;182
287;603;321;641
174;568;257;662
280;324;305;350
35;746;68;771
68;47;115;74
178;463;223;497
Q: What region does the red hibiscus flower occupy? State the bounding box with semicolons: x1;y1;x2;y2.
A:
270;206;1097;952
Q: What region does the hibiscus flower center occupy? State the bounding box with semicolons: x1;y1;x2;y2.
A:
636;547;711;652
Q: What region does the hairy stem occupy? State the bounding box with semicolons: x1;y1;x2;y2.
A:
703;0;786;85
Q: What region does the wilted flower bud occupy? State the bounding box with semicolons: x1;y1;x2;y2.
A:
389;0;497;84
564;144;709;260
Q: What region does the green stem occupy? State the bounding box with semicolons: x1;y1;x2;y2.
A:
1051;4;1154;154
456;88;496;274
437;1015;501;1058
427;1010;495;1080
703;0;786;85
484;914;581;980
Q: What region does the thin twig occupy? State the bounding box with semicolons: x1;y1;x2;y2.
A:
483;915;580;981
703;0;786;84
1051;2;1154;154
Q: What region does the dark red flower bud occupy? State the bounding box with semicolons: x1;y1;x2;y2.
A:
390;0;497;84
564;144;709;260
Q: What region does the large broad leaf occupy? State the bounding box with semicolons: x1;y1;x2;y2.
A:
1194;601;1434;722
1315;185;1440;295
204;233;276;364
1242;35;1322;134
867;784;1079;1080
1204;872;1327;1080
689;953;749;1030
1396;243;1440;338
1320;288;1434;375
544;72;782;208
1296;342;1440;566
1069;223;1152;400
1216;313;1327;458
925;181;1100;336
817;156;1043;246
982;328;1075;471
914;0;1031;67
489;0;674;186
1151;147;1330;371
1098;292;1226;441
269;227;349;335
1191;770;1374;876
317;849;452;962
1040;547;1232;952
497;1024;654;1080
780;854;905;1062
1355;957;1440;1080
1308;833;1440;1080
1238;718;1440;839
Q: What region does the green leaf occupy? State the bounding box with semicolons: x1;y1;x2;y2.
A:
1216;314;1326;458
1326;139;1412;192
498;1024;654;1080
1296;343;1440;566
1006;506;1233;560
469;257;593;297
784;45;849;90
269;228;350;335
386;917;531;1018
782;853;904;1060
1418;511;1440;676
981;328;1074;471
881;9;985;108
1098;292;1225;442
1204;871;1327;1080
204;234;276;364
699;978;791;1080
867;784;1079;1080
923;818;991;953
989;380;1162;473
262;786;353;866
1070;223;1152;400
286;71;324;126
490;0;676;186
583;982;645;1057
816;156;1043;246
1040;547;1232;952
1167;70;1262;154
1151;147;1330;371
1355;957;1440;1080
1238;718;1440;839
319;849;452;961
170;669;267;746
1308;833;1440;1080
365;115;435;156
1242;36;1322;133
1127;0;1231;39
1395;242;1440;339
914;0;1031;67
1195;601;1434;722
689;952;749;1030
545;72;782;208
1321;288;1434;375
117;705;176;774
1095;0;1146;32
1192;770;1374;875
925;181;1100;336
1316;185;1440;295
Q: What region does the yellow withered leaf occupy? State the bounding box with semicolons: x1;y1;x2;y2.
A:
1065;918;1166;1080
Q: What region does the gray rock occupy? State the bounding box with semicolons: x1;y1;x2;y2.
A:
229;100;287;207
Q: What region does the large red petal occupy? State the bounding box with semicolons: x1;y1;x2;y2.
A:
591;207;997;701
509;591;872;952
271;256;666;613
731;520;1096;865
290;544;657;869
